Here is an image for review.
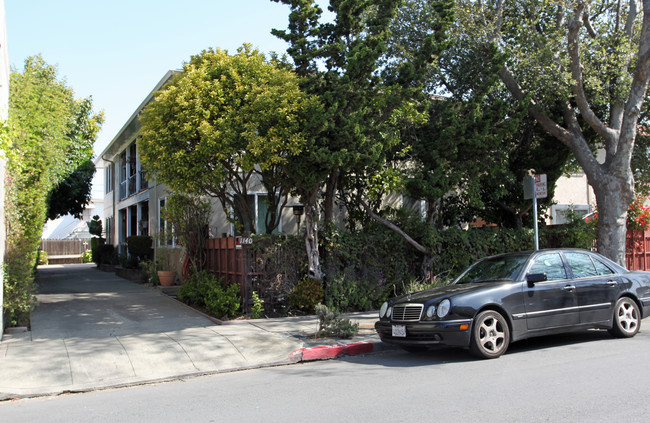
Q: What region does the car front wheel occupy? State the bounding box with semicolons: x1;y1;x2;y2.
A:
469;310;510;359
609;297;641;338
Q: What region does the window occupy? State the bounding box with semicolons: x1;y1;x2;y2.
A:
232;193;280;235
552;205;591;225
105;163;115;194
529;253;568;281
565;252;598;278
592;257;615;276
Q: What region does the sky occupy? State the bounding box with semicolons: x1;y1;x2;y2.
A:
5;0;322;195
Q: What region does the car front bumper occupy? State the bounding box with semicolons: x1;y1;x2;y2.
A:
375;319;473;348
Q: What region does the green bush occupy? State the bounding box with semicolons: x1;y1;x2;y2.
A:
119;254;140;269
38;250;49;265
92;244;115;266
324;267;391;312
126;235;153;261
81;250;93;263
316;304;359;339
251;291;264;319
178;271;241;318
289;278;324;313
139;260;160;285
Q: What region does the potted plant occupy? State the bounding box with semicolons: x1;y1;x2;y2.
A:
156;246;178;286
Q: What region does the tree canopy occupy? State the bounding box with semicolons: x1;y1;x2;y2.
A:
452;0;650;263
139;45;320;234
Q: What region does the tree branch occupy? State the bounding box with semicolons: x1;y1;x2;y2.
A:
568;3;619;143
358;198;431;256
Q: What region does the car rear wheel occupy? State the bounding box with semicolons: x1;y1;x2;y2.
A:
469;310;510;359
609;297;641;338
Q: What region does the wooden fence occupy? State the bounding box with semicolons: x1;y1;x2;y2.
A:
40;239;90;264
205;237;258;312
626;229;650;271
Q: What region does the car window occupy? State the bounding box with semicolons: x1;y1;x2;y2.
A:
455;255;528;284
528;253;567;281
565;252;598;278
592;257;615;275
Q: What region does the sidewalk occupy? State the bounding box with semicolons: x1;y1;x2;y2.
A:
0;264;390;400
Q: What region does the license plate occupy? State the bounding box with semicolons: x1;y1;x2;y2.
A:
392;325;406;337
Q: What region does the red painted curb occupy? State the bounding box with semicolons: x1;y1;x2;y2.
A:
290;342;375;362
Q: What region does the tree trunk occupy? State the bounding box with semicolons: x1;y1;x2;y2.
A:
592;174;634;265
302;188;323;280
323;168;339;225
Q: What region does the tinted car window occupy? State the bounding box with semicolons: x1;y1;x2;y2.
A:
565;252;598;278
455;255;528;284
592;257;615;275
529;253;567;281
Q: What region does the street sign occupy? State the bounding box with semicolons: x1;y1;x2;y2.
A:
523;172;547;251
523;174;547;199
535;174;547;199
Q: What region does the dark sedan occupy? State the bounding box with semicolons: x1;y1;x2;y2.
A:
375;249;650;358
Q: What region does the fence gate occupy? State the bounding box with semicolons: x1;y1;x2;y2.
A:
205;237;256;312
626;229;650;271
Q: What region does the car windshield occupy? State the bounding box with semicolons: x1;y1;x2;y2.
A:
454;254;528;284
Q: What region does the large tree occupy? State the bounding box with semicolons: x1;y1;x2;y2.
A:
3;56;102;326
457;0;650;264
272;0;453;279
139;45;320;234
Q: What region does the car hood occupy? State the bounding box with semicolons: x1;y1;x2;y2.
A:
391;281;508;304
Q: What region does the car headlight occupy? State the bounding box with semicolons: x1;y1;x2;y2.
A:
386;306;392;319
379;302;388;318
426;305;436;318
437;299;451;318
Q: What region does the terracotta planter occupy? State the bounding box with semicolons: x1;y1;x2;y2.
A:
157;270;177;286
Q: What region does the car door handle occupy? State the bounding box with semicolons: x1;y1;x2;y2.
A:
564;285;576;291
607;280;617;287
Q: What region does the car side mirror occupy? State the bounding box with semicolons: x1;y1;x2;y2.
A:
526;273;547;286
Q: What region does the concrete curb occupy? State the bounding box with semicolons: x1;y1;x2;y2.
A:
290;341;390;363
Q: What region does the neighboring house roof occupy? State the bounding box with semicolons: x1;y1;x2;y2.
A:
42;200;104;240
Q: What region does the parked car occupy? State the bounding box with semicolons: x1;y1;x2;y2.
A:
375;249;650;359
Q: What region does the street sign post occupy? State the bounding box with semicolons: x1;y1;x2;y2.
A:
523;173;547;250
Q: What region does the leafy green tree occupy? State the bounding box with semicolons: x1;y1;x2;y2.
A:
3;56;102;326
46;159;96;220
456;0;650;263
139;45;319;234
272;0;453;279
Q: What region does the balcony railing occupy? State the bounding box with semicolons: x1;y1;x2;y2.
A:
118;172;149;201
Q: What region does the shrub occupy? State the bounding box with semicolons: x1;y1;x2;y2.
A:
127;235;153;261
81;249;93;263
250;234;306;313
541;212;596;250
289;278;324;313
139;260;160;285
119;254;140;269
88;215;103;237
92;244;115;266
402;275;451;294
316;304;359;339
38;250;49;265
324;266;391;312
178;271;242;318
251;291;264;319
